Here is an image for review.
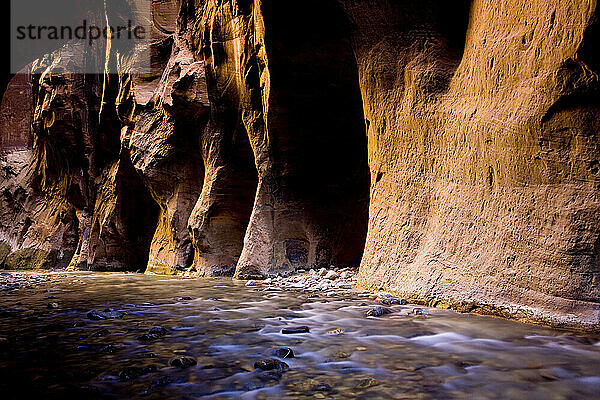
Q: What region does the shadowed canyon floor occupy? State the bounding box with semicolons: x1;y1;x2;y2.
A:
0;272;600;399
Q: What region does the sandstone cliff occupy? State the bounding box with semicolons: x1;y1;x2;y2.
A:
1;0;599;330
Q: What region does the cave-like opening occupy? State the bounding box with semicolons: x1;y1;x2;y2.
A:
260;0;370;270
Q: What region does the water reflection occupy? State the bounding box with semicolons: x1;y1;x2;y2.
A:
0;272;599;399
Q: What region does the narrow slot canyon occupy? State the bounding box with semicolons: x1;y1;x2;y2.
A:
2;1;600;398
235;0;370;278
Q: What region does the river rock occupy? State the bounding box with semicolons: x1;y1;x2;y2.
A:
324;271;340;280
381;298;408;305
254;358;289;372
90;328;110;338
170;356;197;368
272;347;295;359
356;378;378;389
365;306;391;317
138;326;169;341
282;326;310;334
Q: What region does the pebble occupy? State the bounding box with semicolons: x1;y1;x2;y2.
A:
149;326;169;336
356;378;378;389
327;328;344;336
87;309;124;320
254;358;289;372
381;298;408;305
282;326;310;334
47;302;59;309
137;326;169;341
99;345;120;353
333;351;351;358
365;306;392;317
413;308;426;316
0;272;13;278
272;347;295;358
245;280;257;287
324;271;340;280
170;356;197;368
90;328;110;337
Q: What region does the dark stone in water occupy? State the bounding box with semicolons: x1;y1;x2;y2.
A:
149;326;169;336
272;347;295;358
282;326;310;334
381;298;408;305
356;378;378;389
119;365;157;381
170;356;197;368
254;358;289;372
47;302;59;309
413;308;426;316
0;272;13;278
177;297;194;301
137;326;169;341
99;345;120;353
90;328;110;338
314;384;332;392
365;306;391;317
87;309;124;320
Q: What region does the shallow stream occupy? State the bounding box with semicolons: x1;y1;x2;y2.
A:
0;272;599;399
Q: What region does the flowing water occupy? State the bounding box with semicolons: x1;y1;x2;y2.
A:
0;272;599;399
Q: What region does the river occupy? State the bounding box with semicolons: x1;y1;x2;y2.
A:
0;272;599;399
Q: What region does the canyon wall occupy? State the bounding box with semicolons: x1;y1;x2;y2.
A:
1;0;599;330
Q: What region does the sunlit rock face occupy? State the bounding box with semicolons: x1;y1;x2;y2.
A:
338;0;600;329
1;0;600;329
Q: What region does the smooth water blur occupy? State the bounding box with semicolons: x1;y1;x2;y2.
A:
0;272;599;399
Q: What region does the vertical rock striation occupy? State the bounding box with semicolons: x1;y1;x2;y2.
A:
341;0;600;329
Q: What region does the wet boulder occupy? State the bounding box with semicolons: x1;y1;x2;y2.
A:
254;358;289;372
365;306;391;317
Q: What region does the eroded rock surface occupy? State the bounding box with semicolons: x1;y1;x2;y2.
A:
1;0;600;329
